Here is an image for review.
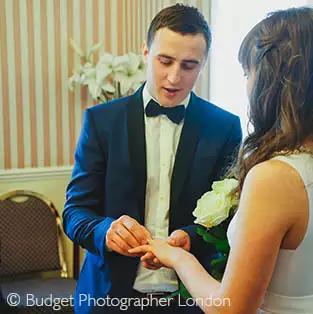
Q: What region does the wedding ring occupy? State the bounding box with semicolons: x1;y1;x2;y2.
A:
147;238;153;244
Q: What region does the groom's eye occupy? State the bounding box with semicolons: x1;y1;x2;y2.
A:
158;57;172;66
181;63;197;71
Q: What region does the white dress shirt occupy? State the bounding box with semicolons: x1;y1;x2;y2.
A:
133;85;190;293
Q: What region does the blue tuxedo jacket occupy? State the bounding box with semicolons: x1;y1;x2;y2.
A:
63;86;242;313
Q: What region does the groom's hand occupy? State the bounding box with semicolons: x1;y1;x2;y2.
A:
168;230;191;251
106;215;152;256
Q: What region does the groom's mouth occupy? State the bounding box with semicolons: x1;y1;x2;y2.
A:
163;87;180;97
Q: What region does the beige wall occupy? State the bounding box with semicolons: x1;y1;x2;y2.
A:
0;0;210;170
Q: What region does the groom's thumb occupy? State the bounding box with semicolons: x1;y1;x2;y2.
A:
168;237;179;246
168;230;190;251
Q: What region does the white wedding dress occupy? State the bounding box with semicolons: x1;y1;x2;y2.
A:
227;153;313;313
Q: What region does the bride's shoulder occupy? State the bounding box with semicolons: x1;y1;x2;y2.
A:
241;159;307;222
245;158;304;191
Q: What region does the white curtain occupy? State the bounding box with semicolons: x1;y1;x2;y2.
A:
209;0;309;136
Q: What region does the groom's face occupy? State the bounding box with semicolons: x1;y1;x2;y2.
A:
143;27;207;107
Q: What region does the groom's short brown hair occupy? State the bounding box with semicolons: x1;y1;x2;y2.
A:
147;3;211;55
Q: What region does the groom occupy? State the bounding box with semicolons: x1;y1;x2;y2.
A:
63;3;242;314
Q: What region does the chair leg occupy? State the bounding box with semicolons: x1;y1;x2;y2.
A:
73;243;80;280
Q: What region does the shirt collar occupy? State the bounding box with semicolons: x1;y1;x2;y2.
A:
142;84;190;109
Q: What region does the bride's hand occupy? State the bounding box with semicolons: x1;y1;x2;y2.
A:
128;238;185;268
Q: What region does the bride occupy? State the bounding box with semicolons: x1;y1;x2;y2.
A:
130;7;313;314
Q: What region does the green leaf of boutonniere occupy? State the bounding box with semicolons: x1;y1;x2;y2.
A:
215;239;230;253
196;227;205;236
202;230;220;244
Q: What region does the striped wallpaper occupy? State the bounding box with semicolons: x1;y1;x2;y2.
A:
0;0;211;170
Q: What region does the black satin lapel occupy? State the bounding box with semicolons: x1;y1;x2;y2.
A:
127;85;146;225
170;92;201;211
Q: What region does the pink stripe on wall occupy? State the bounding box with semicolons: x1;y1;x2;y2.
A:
26;0;38;167
13;0;24;168
145;0;148;44
92;0;99;63
196;0;203;96
0;1;11;169
137;0;140;53
117;0;123;55
67;0;75;165
150;1;154;31
105;0;111;52
197;0;202;10
40;0;51;167
134;1;138;52
80;0;88;114
93;0;99;106
126;0;129;52
54;0;63;166
130;0;133;52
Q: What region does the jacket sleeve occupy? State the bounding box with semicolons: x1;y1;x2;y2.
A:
62;108;115;263
180;115;243;269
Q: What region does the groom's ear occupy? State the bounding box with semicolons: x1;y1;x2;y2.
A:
142;41;149;64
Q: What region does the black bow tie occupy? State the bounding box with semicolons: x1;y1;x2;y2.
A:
145;99;185;124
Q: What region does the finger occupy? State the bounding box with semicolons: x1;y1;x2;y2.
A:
114;224;142;248
128;245;151;254
167;238;176;246
168;230;191;251
132;225;152;245
106;239;133;257
112;235;132;253
141;252;160;263
121;216;152;245
141;252;155;262
170;238;187;249
153;257;160;264
140;254;163;268
168;235;184;247
108;229;133;253
107;237;144;257
128;252;145;257
142;261;160;270
151;258;163;268
149;260;163;268
106;237;123;254
139;226;153;244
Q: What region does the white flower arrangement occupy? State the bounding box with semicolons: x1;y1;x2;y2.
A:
175;178;240;294
193;178;239;228
68;39;146;102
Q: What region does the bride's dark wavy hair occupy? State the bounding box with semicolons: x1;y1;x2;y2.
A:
234;7;313;193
